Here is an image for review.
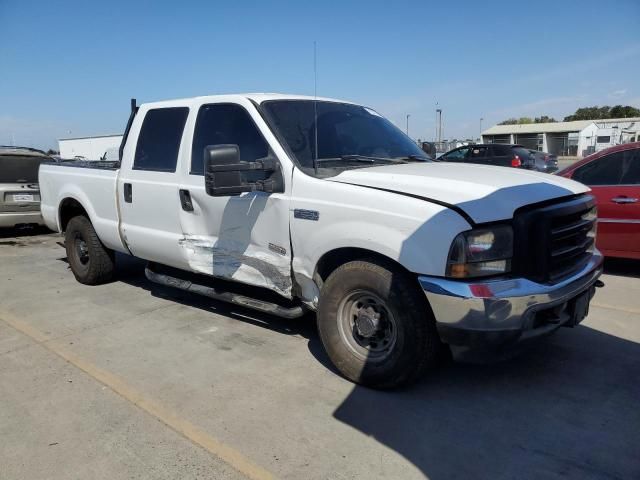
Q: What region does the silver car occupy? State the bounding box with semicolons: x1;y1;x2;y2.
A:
0;146;49;228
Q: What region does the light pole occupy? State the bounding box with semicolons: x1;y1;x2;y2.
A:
479;117;484;141
406;114;410;137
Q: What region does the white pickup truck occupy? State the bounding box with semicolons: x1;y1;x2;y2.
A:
40;94;603;388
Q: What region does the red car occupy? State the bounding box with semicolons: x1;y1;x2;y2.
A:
558;142;640;259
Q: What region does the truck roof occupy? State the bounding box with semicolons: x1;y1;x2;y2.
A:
139;93;357;109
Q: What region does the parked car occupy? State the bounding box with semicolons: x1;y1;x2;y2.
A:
39;94;603;388
0;146;50;228
439;144;539;170
558;142;640;259
528;149;558;173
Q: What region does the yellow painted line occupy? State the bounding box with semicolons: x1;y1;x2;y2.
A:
0;311;275;480
592;302;640;316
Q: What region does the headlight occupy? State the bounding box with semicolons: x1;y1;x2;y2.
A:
446;225;513;278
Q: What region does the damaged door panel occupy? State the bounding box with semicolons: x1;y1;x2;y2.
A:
177;100;293;298
176;193;293;297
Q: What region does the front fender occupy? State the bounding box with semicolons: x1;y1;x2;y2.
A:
290;169;471;305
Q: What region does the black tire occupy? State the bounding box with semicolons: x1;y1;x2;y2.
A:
65;215;115;285
317;259;440;389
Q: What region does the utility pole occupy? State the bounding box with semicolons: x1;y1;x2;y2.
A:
406;114;410;137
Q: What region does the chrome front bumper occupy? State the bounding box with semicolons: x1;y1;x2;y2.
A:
419;252;604;349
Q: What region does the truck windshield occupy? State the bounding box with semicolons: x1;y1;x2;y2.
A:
261;100;430;176
0;155;45;183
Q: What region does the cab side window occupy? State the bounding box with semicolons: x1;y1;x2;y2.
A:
133;108;189;172
573;152;625;185
191;103;269;175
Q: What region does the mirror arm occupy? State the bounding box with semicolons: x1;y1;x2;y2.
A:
207;158;277;173
208;178;277;196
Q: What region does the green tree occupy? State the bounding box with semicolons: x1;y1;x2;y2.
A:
498;117;534;125
563;105;640;121
534;115;557;123
609;105;640;118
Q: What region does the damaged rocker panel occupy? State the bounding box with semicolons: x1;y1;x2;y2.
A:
145;266;305;319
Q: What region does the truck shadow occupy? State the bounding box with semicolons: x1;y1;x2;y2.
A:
603;257;640;279
112;252;320;342
328;326;640;479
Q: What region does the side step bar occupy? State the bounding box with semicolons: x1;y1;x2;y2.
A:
145;266;305;319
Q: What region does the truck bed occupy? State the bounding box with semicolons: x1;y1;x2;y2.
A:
44;159;121;170
39;161;127;252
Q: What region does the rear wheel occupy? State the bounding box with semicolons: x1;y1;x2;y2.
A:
65;215;115;285
317;259;440;389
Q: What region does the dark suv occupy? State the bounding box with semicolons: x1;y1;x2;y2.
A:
0;146;50;228
439;144;540;170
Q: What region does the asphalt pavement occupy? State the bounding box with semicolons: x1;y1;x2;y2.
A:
1;229;639;480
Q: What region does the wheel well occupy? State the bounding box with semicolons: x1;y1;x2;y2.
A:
59;198;88;232
314;247;408;283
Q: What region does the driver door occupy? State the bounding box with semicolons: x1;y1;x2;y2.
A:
176;100;293;298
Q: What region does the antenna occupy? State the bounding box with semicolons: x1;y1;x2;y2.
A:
313;41;318;175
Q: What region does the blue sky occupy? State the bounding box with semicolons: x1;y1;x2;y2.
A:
1;0;639;150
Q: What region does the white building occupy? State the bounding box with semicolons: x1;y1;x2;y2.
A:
58;134;123;160
481;117;640;158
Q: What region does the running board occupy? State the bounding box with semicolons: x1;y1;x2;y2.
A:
144;266;305;319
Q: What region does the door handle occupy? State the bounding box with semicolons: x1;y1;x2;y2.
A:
611;196;638;204
124;183;132;203
179;189;194;212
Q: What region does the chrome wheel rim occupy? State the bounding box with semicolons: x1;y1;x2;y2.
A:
337;290;397;362
74;235;89;265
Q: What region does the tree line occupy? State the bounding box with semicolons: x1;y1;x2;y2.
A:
499;105;640;125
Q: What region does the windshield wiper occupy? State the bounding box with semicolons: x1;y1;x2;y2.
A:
393;155;430;162
316;155;406;164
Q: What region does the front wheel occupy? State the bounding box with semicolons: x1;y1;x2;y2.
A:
317;259;440;389
65;215;115;285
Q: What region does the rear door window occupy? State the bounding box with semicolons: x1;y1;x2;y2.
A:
191;103;269;175
469;146;489;159
573;152;625;185
133;107;189;172
620;148;640;185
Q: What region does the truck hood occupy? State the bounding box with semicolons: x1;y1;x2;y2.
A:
327;162;590;224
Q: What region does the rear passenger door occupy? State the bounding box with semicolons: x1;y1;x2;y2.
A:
118;106;190;269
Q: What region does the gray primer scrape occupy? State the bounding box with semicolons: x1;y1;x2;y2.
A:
178;236;292;298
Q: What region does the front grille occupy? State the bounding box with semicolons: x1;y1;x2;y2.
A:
548;206;596;281
513;195;596;283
